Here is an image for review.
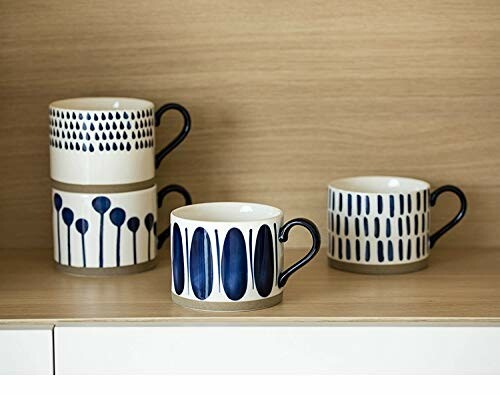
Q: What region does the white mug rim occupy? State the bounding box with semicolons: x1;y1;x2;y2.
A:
171;202;283;224
49;97;154;112
52;185;156;197
328;176;430;195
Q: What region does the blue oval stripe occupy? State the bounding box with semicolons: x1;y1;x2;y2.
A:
172;223;184;295
254;225;274;297
222;228;248;301
189;227;213;300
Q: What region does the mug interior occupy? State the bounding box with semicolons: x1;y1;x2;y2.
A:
329;176;429;194
49;97;154;111
172;202;283;223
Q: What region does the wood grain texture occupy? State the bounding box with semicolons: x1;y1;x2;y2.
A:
1;247;500;324
1;1;500;249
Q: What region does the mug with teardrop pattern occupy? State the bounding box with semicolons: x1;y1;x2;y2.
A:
49;97;191;186
327;176;467;274
52;184;191;274
170;202;321;311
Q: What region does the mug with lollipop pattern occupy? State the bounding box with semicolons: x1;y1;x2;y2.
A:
52;185;191;272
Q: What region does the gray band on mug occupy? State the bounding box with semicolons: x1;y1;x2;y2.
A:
328;257;428;274
55;260;158;276
171;293;283;312
51;178;156;193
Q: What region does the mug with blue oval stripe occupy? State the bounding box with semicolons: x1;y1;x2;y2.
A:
327;176;467;274
170;202;321;311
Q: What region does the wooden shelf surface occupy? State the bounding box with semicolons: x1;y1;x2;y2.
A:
1;247;500;324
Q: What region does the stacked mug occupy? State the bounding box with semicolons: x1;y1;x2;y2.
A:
49;97;192;275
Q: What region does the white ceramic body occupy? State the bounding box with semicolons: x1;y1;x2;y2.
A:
52;186;158;269
170;203;285;305
49;98;155;185
327;176;431;266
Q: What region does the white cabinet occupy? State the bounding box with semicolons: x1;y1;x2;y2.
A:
0;326;53;374
55;324;500;374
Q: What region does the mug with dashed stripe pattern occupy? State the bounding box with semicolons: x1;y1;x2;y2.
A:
327;176;467;274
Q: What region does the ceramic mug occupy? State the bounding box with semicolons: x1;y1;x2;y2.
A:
52;184;191;274
49;97;191;186
327;176;467;274
169;202;321;311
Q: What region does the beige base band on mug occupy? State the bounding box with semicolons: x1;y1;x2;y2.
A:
328;257;428;274
55;259;158;277
172;293;283;312
51;178;156;193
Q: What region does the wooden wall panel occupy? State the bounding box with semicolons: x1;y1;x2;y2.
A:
1;0;499;249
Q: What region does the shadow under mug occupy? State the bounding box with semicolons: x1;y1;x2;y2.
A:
327;176;467;274
49;97;191;186
52;184;191;275
170;202;321;311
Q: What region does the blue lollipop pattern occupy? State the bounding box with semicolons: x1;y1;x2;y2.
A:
53;193;63;263
110;208;126;267
144;213;154;261
62;208;74;266
53;185;191;267
126;217;140;264
75;219;89;267
92;196;111;267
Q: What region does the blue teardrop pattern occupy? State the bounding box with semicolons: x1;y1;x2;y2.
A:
48;108;154;152
172;223;185;295
189;227;213;300
254;225;274;298
221;228;248;301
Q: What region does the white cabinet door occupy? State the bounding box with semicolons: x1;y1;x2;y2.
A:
55;324;500;374
0;326;53;374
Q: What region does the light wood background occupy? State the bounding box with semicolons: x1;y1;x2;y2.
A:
1;0;499;250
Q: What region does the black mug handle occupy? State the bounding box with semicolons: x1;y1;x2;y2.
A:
277;218;321;288
157;184;192;249
155;103;191;169
429;185;467;248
